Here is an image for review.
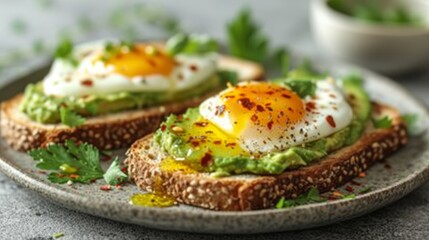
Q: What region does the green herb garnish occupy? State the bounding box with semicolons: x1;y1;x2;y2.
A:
52;232;64;239
341;193;356;200
227;8;268;63
217;70;239;87
276;187;325;209
272;48;291;77
101;41;134;62
29;140;104;184
103;158;128;185
373;116;393;129
54;37;78;66
60;107;85;127
359;186;372;194
166;33;218;56
281;79;317;98
401;113;419;135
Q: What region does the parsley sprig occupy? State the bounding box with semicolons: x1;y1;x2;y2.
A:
54;37;78;66
29;140;128;185
227;8;268;63
29;140;104;184
373;116;393;129
166;33;219;56
103;158;128;185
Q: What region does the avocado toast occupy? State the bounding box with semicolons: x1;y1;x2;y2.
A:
0;35;263;151
125;69;408;211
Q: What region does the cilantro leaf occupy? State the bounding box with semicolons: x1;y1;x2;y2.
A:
217;70;238;87
373;116;393;129
60;107;85;127
103;158;128;185
227;8;268;63
280;79;317;98
29;140;104;184
401;113;419;135
54;37;78;66
166;33;218;56
276;187;325;209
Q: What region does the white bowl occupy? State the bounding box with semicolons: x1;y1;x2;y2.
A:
311;0;429;75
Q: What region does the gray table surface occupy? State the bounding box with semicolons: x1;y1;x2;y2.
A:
1;0;429;239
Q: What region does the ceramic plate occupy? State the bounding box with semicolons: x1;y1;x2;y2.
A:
0;63;428;234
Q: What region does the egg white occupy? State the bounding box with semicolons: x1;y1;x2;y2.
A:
42;40;218;97
199;80;354;155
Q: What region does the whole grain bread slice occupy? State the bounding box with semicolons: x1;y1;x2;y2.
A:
0;56;263;151
126;102;408;211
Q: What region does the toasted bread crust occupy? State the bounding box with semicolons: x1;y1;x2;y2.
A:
0;56;263;151
126;103;408;211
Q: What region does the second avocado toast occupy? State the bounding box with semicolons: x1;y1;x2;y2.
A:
0;34;263;151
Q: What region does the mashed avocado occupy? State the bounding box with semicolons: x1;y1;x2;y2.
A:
20;75;220;124
154;74;371;176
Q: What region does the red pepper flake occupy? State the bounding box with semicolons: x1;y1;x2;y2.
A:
115;184;122;190
305;101;316;111
350;180;362;186
191;141;200;147
200;153;213;167
189;64;198;71
238;98;255;110
121;166;128;174
267;121;274;130
265;91;274;95
81;79;93;87
69;174;80;179
215;105;226;116
384;163;392;169
194;121;208;127
325;115;336;128
282;94;291;99
251;114;258;122
358;172;366;178
38;171;47;175
329;93;336;99
161;124;167;132
213;140;222;145
256;105;265;112
100;185;112;191
345;185;354;192
90;179;96;183
146;59;156;67
226;142;236;147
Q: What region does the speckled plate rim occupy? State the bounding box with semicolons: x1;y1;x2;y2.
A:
1;62;429;234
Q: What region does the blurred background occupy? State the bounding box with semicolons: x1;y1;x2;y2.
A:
0;0;315;87
2;0;428;93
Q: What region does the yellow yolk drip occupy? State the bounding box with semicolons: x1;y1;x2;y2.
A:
106;44;175;77
219;83;305;136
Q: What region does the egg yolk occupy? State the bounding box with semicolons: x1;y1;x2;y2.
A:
105;44;175;77
220;82;305;135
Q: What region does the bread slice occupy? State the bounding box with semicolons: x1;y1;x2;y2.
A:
126;102;408;211
0;56;264;151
